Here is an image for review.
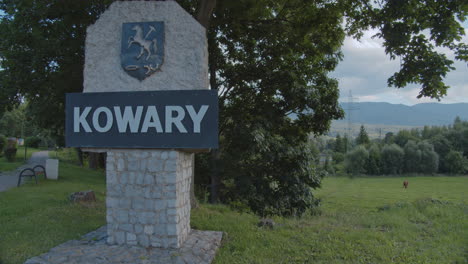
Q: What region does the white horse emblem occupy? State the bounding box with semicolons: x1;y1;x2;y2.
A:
128;25;157;61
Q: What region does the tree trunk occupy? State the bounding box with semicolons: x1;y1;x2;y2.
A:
194;0;218;205
210;149;221;203
98;152;106;169
190;154;199;209
88;152;98;170
76;148;84;167
196;0;217;29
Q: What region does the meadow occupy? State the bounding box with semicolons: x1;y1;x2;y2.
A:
0;159;466;263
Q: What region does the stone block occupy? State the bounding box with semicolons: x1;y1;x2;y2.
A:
169;151;178;159
144;225;154;235
119;172;128;185
144;199;154;210
138;234;150;247
155;200;166;211
167;224;177;236
135;172;144;185
148;161;163;172
164;159;177;172
134;224;143;234
132;198;145;210
114;231;125;244
139;159;147;170
106;197;118;208
117;159;125;171
128;160;139;171
144;173;154;185
126;232;137;245
120;223;133;233
119;199;132;209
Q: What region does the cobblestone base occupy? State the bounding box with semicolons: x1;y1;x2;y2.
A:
24;226;223;264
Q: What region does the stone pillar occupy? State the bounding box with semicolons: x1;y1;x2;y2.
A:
106;150;192;248
82;1;209;249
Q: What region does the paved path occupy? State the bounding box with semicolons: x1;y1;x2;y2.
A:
0;150;49;192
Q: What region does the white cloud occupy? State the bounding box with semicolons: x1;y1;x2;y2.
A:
333;27;468;105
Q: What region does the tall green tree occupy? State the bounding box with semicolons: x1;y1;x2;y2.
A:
334;134;346;153
365;144;381;175
417;141;439;174
394;130;419;148
356;125;370;145
1;0;467;215
381;144;404;175
403;140;421;173
344;145;368;174
445;150;467;174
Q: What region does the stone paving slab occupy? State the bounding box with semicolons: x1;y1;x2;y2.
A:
24;226;223;264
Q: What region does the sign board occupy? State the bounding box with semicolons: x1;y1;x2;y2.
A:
65;90;218;149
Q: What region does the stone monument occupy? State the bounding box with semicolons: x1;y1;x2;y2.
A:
83;1;210;249
24;1;222;263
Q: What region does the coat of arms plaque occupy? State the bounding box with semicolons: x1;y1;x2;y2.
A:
121;22;164;81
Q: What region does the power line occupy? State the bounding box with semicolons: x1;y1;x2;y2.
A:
344;90;359;151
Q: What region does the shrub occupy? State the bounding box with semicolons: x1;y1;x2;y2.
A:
418;141;439;174
0;134;6;157
404;140;421;173
345;145;369;174
366;144;381;175
381;144;404;175
4;148;17;162
25;136;42;148
445;150;466;174
332;152;344;164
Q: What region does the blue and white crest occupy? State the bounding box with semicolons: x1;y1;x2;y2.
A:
121;22;164;81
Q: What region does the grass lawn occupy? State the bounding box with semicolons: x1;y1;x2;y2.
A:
0;163;106;264
195;176;468;264
48;148;82;166
0;147;42;172
0;162;466;263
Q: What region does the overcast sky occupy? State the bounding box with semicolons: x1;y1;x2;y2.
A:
333;22;468;106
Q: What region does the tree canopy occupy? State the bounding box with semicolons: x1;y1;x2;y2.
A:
1;0;467;215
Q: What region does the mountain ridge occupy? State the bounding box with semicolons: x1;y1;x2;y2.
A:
336;102;468;126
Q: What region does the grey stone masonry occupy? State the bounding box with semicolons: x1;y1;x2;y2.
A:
24;226;223;264
106;150;193;248
84;1;208;93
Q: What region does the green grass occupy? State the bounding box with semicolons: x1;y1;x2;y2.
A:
48;148;82;165
0;163;106;264
193;176;468;264
0;147;42;172
0;162;466;263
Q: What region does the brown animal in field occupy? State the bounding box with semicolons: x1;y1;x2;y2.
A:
403;181;409;189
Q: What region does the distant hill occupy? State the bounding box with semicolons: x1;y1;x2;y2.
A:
337;102;468;126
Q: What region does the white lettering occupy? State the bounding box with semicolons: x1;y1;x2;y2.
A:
74;107;92;133
92;107;113;133
141;106;163;133
114;106;143;133
165;106;187;133
186;105;209;133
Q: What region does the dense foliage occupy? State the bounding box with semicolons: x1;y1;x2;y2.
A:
329;118;468;175
1;0;467;215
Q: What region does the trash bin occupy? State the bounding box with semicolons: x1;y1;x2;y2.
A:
46;159;59;180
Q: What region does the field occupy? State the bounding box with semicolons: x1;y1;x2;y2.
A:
329;122;422;138
202;176;468;263
0;161;466;263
